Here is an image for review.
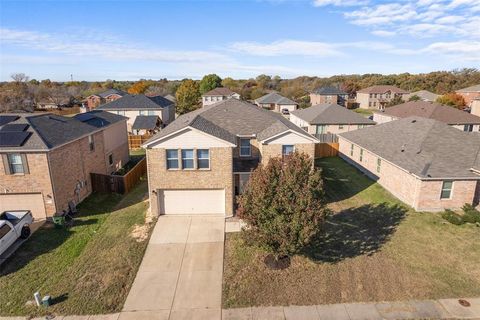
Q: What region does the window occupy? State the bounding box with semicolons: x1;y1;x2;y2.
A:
369;102;372;107
358;124;365;129
147;110;155;116
181;149;194;169
369;94;373;98
282;145;295;156
240;139;251;157
139;110;147;115
359;149;364;162
116;110;125;116
350;144;354;156
166;149;179;169
374;94;378;98
339;125;344;130
0;224;12;239
316;125;326;134
441;181;453;199
464;124;473;132
108;154;114;166
7;153;24;174
376;158;381;173
88;135;95;151
197;149;210;169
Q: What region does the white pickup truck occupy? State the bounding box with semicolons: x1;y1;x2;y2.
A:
0;210;33;256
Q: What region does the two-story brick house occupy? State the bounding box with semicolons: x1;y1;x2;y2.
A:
456;84;480;107
202;87;240;107
356;85;409;110
85;89;127;110
310;86;348;107
338;117;480;212
142;98;318;217
0;111;129;220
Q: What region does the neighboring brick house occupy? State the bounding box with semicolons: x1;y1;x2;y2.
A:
254;92;298;114
338;117;480;212
97;94;175;134
290;103;375;136
85;89;127;110
373;101;480;132
456;84;480;107
0;111;129;220
405;90;439;102
202;87;240;107
310;86;348;107
356;85;409;110
142;98;318;216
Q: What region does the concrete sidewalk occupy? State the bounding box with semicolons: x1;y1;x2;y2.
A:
121;215;225;320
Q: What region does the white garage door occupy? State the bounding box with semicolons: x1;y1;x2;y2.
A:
0;193;47;220
159;189;225;215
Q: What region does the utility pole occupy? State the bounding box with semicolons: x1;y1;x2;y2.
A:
70;74;73;81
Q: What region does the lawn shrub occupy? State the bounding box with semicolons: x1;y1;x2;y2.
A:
461;204;480;224
441;209;464;225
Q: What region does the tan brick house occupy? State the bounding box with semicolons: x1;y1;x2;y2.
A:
310;86;348;107
373;101;480;132
143;98;318;217
338;117;480;212
0;111;129;220
356;85;409;110
290;103;375;136
456;84;480;107
85;89;127;110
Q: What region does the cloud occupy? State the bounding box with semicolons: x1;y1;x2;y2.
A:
229;40;342;57
371;30;396;37
345;3;418;25
421;41;480;61
312;0;368;6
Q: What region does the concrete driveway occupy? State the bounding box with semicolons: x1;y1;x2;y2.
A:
122;216;225;320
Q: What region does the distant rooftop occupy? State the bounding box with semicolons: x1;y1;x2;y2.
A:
255;92;297;105
291;103;375;125
97;94;174;111
457;84;480;93
312;86;347;95
202;87;237;97
357;85;409;94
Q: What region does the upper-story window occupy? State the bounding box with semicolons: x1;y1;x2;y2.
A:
240;139;251;157
88;135;95;151
4;153;27;175
197;149;210;169
369;94;373;98
147;110;155;116
282;145;295;156
350;144;354;157
440;181;453;199
139;110;147;115
464;124;473;132
359;148;364;162
181;149;194;169
339;124;344;130
116;110;125;116
166;149;179;169
376;158;381;173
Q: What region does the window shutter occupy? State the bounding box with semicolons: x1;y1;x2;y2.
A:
20;154;29;174
2;154;11;175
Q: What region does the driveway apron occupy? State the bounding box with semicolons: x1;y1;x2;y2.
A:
122;216;225;320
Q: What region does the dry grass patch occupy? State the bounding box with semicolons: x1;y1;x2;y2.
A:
223;157;480;308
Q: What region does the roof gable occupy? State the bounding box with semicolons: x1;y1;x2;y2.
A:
255;92;297;105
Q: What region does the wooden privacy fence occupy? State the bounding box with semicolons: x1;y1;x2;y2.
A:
313;133;339;143
315;143;340;158
128;134;152;149
90;157;147;194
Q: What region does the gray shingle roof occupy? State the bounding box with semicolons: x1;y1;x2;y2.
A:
202;87;237;97
291;104;375;125
312;86;347;95
97;94;173;111
378;101;480;125
255;92;297;105
457;84;480;93
145;98;316;146
408;90;439;102
0;111;126;151
357;85;409;94
98;89;127;98
132;115;159;130
339;117;480;179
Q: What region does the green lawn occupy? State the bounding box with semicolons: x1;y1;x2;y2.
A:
353;108;374;117
0;181;154;317
223;157;480;308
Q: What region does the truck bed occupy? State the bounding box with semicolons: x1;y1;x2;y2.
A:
0;211;31;226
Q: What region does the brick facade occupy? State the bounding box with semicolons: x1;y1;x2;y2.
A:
339;136;479;212
147;147;234;215
260;143;315;164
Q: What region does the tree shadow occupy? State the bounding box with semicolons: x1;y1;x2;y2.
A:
51;293;69;305
303;203;407;263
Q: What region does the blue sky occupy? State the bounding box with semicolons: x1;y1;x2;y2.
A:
0;0;479;81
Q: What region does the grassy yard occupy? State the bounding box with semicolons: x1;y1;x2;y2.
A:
223;157;480;308
0;181;154;317
353;108;373;117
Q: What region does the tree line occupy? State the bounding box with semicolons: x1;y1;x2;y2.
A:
1;68;478;113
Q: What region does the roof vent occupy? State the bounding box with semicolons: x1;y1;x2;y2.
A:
401;144;406;152
411;119;417;123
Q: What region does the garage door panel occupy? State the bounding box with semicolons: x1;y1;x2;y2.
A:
0;193;46;220
159;189;225;215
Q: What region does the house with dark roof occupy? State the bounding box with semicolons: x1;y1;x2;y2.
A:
456;84;480;107
97;94;175;134
338;117;480;212
85;89;127;110
356;85;409;110
0;111;129;220
202;87;240;107
142;98;318;216
290;103;375;135
254;92;298;114
373;101;480;132
310;86;348;107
